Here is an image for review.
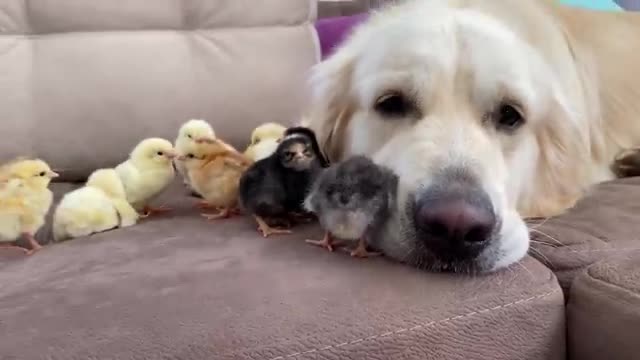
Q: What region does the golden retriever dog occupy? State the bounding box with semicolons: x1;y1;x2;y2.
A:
305;0;640;273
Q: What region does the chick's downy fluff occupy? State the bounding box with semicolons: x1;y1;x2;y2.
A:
174;119;215;190
305;155;398;258
244;122;287;162
0;158;58;254
239;126;329;237
179;137;253;220
53;168;139;241
115;138;176;216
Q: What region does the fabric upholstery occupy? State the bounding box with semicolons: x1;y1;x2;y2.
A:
0;0;320;182
567;253;640;360
0;182;566;360
528;176;640;295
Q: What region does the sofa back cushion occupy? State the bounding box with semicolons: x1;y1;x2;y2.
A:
0;0;319;181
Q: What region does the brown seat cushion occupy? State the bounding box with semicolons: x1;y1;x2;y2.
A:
567;253;640;360
0;182;565;360
529;177;640;295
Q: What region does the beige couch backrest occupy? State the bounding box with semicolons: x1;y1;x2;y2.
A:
0;0;319;181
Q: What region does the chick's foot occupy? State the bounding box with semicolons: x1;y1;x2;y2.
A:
201;207;235;220
23;233;43;255
195;201;218;210
305;232;340;252
0;243;30;254
255;216;291;238
142;205;173;217
347;237;381;258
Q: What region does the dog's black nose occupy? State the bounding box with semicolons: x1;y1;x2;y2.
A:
413;184;496;260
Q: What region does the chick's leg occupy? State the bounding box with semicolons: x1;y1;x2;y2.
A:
23;233;43;255
142;205;173;217
195;201;219;210
305;231;341;252
0;243;30;254
202;207;234;220
255;216;291;238
348;237;381;258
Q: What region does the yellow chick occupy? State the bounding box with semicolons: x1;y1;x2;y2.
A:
52;168;140;241
174;119;216;190
0;158;58;255
115;138;177;217
177;137;253;220
243;122;287;162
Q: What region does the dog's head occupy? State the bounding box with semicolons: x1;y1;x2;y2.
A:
307;0;590;273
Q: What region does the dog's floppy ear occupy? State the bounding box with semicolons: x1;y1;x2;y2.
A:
306;48;356;164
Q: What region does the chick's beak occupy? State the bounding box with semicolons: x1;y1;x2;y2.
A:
176;155;186;161
166;152;177;160
48;171;59;178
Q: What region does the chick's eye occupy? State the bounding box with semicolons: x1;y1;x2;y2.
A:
38;171;46;177
157;151;164;156
187;154;195;159
495;103;524;130
374;92;412;118
187;134;192;139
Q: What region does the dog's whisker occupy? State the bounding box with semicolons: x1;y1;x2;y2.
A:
529;228;566;247
529;239;560;248
526;216;552;230
516;261;535;280
528;247;554;268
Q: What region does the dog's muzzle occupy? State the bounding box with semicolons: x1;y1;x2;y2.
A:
413;175;497;262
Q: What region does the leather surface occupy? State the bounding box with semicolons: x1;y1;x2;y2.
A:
567;253;640;360
0;182;565;360
0;0;319;181
528;177;640;295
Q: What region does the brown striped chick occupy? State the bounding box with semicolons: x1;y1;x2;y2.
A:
178;137;253;220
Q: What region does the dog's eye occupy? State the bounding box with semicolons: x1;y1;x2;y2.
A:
374;92;412;118
495;103;524;130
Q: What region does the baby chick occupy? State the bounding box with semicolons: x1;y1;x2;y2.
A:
178;137;253;220
53;168;140;241
174;119;215;191
243;122;287;162
0;158;58;254
304;155;398;258
239;126;329;237
115;138;177;217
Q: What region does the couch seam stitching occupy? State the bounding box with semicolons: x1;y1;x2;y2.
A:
267;289;560;360
586;271;640;297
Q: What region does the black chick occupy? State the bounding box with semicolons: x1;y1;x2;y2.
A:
304;155;398;258
239;126;329;237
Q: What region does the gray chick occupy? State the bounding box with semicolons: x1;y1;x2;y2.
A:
304;155;398;258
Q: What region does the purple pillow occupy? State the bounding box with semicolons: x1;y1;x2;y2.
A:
314;14;370;60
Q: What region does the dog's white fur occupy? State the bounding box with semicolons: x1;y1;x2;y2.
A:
305;0;640;272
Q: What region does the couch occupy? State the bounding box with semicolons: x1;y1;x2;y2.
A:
0;1;638;359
